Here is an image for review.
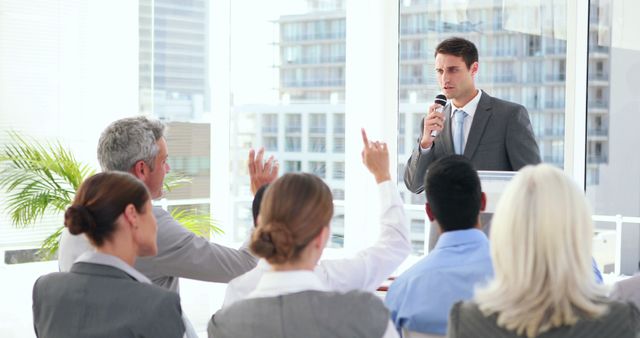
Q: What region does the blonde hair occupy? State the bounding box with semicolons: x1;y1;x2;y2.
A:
474;164;607;337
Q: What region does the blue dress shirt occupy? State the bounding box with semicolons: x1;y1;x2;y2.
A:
385;228;493;336
592;257;603;284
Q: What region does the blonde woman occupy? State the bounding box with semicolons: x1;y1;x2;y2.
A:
447;164;640;338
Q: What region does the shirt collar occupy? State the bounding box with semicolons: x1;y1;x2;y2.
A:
75;251;151;284
450;89;482;118
434;228;488;249
248;269;329;299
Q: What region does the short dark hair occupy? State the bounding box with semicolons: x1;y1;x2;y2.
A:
434;37;478;69
64;172;150;246
425;155;482;231
252;184;270;227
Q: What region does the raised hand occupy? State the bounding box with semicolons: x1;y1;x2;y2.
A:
248;148;279;195
361;128;391;184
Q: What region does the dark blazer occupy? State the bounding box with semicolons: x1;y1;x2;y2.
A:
32;262;185;338
404;92;541;193
448;300;640;338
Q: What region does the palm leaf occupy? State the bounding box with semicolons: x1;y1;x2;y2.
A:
171;207;224;238
0;131;222;259
163;171;192;192
0;131;94;227
38;226;64;260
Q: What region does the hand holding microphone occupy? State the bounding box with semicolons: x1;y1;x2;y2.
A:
420;94;447;149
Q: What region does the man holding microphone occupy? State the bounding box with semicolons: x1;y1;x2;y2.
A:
404;37;541;194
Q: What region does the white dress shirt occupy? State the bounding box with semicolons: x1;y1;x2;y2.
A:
450;89;482;148
223;179;410;307
247;270;400;338
421;89;483;153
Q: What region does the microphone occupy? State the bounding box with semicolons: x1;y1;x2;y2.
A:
430;94;448;137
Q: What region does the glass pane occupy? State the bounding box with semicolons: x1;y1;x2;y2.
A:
230;0;346;248
139;0;212;203
586;0;640;276
398;0;568;255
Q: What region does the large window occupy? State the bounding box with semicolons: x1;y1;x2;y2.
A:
398;0;569;254
228;0;347;248
2;0;639;336
586;0;640;276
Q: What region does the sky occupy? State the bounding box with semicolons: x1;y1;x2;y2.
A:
229;0;307;105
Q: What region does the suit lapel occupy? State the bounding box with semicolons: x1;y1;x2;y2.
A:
464;93;493;159
439;104;455;154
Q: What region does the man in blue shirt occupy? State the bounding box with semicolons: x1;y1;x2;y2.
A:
385;155;493;336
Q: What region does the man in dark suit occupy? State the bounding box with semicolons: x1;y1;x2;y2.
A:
404;37;541;194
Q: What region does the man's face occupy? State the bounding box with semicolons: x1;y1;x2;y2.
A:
434;53;478;102
146;138;170;199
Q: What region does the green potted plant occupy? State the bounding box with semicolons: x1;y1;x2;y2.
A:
0;131;222;259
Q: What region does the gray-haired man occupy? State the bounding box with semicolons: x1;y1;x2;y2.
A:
59;116;258;292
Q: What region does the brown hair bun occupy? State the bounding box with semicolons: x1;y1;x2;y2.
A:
249;173;333;265
64;205;96;235
250;221;294;264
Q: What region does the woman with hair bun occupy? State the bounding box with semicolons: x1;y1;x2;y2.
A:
32;172;185;338
208;130;400;338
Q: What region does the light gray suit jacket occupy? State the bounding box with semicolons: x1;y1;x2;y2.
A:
208;290;390;338
611;275;640;310
32;262;185;338
135;207;258;292
59;207;258;292
404;92;541;193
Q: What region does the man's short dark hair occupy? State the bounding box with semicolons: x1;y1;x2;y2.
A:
252;184;270;227
434;37;478;69
425;155;482;232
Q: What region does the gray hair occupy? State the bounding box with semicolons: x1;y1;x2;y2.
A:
97;116;166;172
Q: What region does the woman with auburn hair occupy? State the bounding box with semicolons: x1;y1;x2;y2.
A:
447;164;640;338
208;131;399;338
32;172;185;338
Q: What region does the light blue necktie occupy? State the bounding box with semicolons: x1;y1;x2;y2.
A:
453;109;467;155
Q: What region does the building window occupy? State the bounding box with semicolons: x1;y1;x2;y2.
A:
333;136;345;153
285;114;302;133
309;113;326;134
285;136;301;152
309;136;326;152
333;161;345;179
333;113;345;134
309;161;326;178
284;160;301;173
262;114;278;133
263;136;278;151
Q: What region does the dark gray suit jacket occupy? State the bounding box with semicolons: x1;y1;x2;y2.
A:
33;262;185;338
404;92;541;193
448;300;640;338
208;290;390;338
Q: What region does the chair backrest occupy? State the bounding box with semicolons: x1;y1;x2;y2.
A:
402;328;445;338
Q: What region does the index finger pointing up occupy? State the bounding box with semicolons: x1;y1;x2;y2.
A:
361;128;369;147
